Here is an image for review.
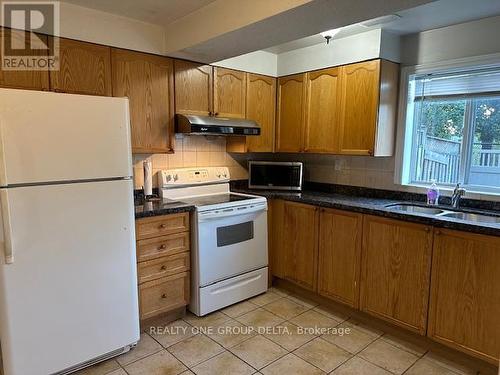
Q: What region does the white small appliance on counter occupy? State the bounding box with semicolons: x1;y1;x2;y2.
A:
0;89;140;375
158;167;268;316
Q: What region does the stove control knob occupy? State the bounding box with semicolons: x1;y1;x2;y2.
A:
173;174;179;182
166;174;172;182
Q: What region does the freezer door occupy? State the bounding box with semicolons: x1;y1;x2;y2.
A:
0;89;132;185
0;180;139;375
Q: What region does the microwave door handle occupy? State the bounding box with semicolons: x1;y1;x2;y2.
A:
198;204;266;222
0;189;14;264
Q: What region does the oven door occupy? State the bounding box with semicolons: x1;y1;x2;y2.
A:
197;203;268;287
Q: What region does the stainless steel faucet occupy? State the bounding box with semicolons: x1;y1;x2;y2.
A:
451;183;466;209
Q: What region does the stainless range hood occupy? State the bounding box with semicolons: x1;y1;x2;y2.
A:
175;114;260;136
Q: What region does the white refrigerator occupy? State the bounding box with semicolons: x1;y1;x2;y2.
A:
0;89;140;375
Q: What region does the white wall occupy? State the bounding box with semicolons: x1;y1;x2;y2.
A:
401;15;500;65
277;29;382;76
215;29;401;77
214;51;277;76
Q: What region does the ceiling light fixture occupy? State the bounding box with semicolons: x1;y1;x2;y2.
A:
320;28;342;44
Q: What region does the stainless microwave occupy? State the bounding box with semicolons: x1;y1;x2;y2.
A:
248;161;303;191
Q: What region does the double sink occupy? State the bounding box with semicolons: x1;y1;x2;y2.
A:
385;203;500;224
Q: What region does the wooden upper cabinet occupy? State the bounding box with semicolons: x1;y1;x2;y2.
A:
213;67;246;118
174;60;213;116
428;230;500;364
318;208;362;308
227;73;276;153
245;74;276;152
112;49;174;153
49;38;112;96
0;28;49;90
304;67;342;153
360;216;433;335
338;59;399;156
276;74;306;152
282;201;319;291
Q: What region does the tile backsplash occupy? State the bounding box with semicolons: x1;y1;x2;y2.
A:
132;135;248;189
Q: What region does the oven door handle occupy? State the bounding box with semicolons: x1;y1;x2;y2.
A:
198;203;267;222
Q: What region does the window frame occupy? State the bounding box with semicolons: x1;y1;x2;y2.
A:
395;53;500;196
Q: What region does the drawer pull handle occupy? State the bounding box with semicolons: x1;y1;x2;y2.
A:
158;244;166;250
160;265;166;271
161;293;167;299
159;224;167;229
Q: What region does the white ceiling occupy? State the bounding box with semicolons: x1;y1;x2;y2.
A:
60;0;218;26
265;0;500;54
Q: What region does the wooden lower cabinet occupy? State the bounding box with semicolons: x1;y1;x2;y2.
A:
360;216;433;335
270;200;499;363
268;199;285;279
139;272;190;321
135;212;190;323
428;229;500;364
282;201;319;291
318;208;362;308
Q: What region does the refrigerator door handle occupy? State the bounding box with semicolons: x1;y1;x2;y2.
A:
0;119;7;186
0;190;14;264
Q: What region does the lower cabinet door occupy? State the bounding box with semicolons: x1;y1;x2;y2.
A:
139;272;189;320
428;229;500;364
318;208;362;308
360;216;433;335
282;201;319;291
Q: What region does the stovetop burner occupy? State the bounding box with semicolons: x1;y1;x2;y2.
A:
178;193;254;207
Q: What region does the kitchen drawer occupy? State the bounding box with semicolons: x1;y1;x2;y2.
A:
136;232;190;262
135;213;189;240
139;272;189;320
138;252;190;284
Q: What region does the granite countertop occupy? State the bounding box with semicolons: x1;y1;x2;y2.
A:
134;197;195;219
231;184;500;237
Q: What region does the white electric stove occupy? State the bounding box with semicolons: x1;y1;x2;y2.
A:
158;167;268;316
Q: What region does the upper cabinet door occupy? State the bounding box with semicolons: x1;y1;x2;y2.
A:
304;67;342;153
112;49;174;154
174;60;213;116
245;73;276;153
338;60;380;155
276;74;306;153
213;67;246;118
0;28;49;90
49;38;112;96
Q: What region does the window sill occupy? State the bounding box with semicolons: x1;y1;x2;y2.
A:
399;182;500;202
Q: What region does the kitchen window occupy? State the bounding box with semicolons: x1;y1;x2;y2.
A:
399;64;500;194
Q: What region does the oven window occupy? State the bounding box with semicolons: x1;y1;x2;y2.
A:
216;221;254;247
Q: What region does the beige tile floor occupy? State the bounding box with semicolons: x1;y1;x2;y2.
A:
76;288;490;375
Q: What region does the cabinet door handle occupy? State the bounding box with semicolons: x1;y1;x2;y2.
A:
0;190;14;264
159;223;167;229
161;293;167;299
158;244;167;250
160;265;166;271
214;112;219;116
